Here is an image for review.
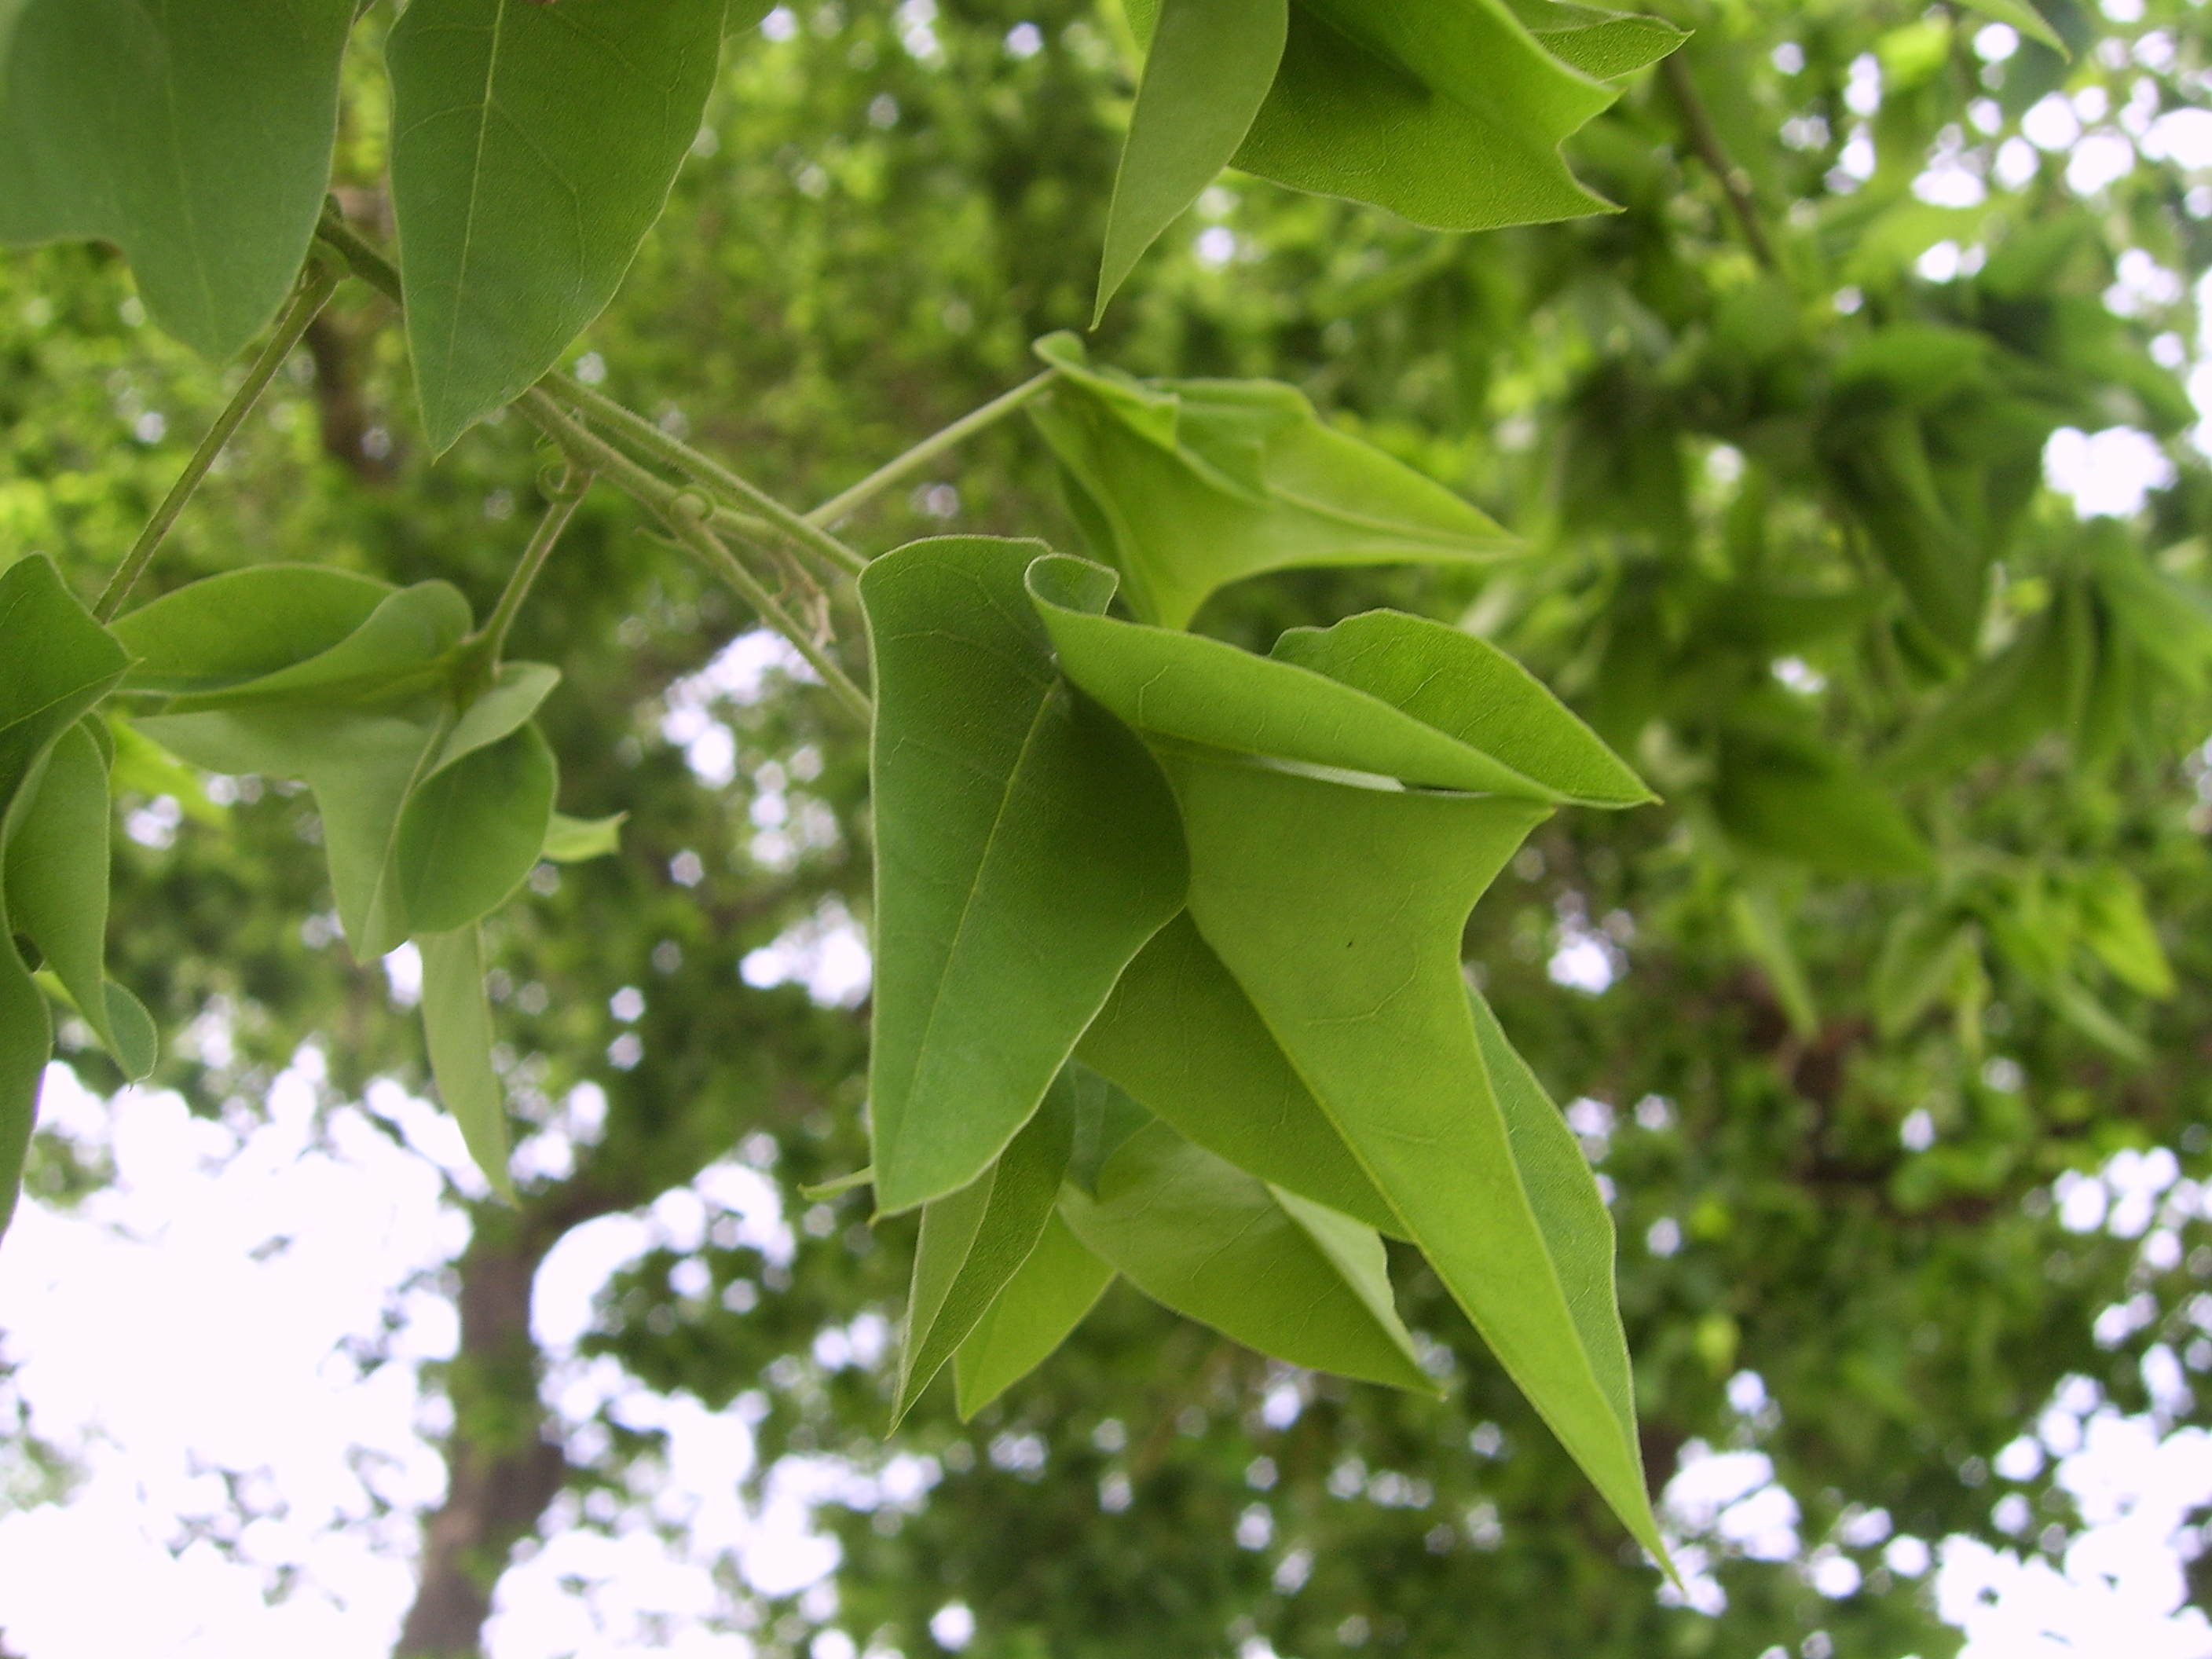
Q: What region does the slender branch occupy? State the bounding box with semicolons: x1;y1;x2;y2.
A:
476;467;591;667
805;369;1060;528
543;375;869;578
520;391;870;720
1661;55;1779;273
95;262;342;621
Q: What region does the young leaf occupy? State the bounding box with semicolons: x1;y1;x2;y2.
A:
396;723;558;936
130;586;560;957
1078;914;1402;1235
858;538;1187;1214
894;1078;1076;1423
543;811;626;862
954;1214;1115;1420
113;566;395;697
4;720;145;1072
1059;1116;1433;1392
1164;750;1665;1558
418;925;518;1201
1025;554;1577;797
1031;337;1512;628
1096;0;1287;319
2075;865;2174;999
0;555;129;1241
1229;0;1617;236
386;0;728;450
1502;0;1687;80
0;0;353;358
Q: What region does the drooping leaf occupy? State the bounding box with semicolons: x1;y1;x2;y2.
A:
1229;0;1617;236
857;538;1187;1214
0;0;353;358
1031;337;1513;628
1059;1116;1434;1393
4;720;142;1070
1730;886;1818;1039
1873;909;1980;1038
543;811;626;862
417;925;517;1201
1881;581;2088;781
894;1077;1076;1423
386;0;728;449
1467;988;1640;1492
1096;0;1285;319
1163;749;1664;1556
1027;556;1566;794
0;555;128;1241
396;723;558;936
954;1214;1115;1419
1078;913;1401;1235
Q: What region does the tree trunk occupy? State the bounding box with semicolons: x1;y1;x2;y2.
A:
392;1207;571;1659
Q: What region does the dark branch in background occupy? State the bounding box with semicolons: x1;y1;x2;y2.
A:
302;313;398;482
1661;55;1781;273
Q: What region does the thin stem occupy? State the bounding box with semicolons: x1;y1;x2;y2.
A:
316;211;404;304
805;369;1059;529
544;375;869;578
96;262;342;621
1661;55;1779;273
521;391;870;720
477;468;591;666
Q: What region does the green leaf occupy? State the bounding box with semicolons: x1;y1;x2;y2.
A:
2075;865;2174;999
397;723;558;936
857;538;1188;1214
418;925;517;1202
543;811;626;862
894;1077;1076;1423
386;0;728;450
1096;0;1286;320
1025;553;1594;799
1063;1063;1156;1200
1032;337;1514;628
1078;913;1402;1235
1229;0;1617;236
1882;584;2087;781
1467;988;1640;1496
1501;0;1686;79
1873;909;1979;1038
1730;887;1818;1040
131;580;559;958
1955;0;2067;56
1715;708;1933;881
1271;608;1653;807
0;555;128;1242
1059;1115;1434;1392
1163;748;1664;1556
0;0;352;358
100;980;159;1084
112;566;395;698
4;721;139;1068
954;1213;1115;1419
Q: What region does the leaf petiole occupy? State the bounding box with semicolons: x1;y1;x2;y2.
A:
804;369;1060;530
520;391;872;721
94;258;342;622
542;375;870;579
471;463;591;673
